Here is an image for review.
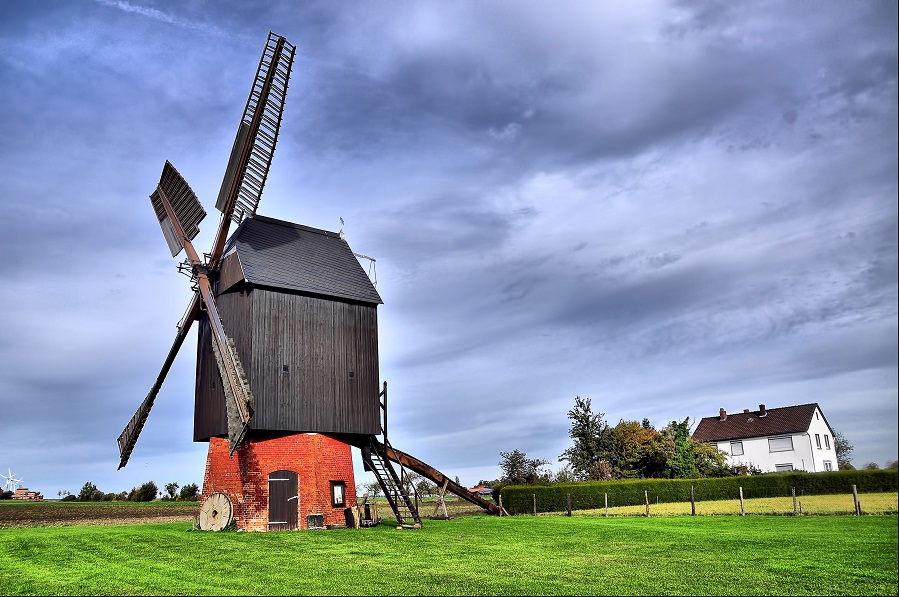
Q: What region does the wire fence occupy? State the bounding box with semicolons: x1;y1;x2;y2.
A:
499;484;898;517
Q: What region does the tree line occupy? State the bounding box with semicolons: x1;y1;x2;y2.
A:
485;396;890;490
53;481;201;502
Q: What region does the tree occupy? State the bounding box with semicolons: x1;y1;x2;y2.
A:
662;419;699;479
833;430;854;470
886;460;898;470
179;483;200;501
551;465;578;484
164;482;180;500
78;481;103;502
499;449;550;485
363;480;382;499
401;471;424;496
415;478;435;498
128;481;158;502
602;419;660;479
692;440;732;478
558;396;608;480
863;462;880;470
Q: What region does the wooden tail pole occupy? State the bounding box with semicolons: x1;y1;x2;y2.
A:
792;487;798;516
644;490;650;517
739;486;745;516
852;484;861;515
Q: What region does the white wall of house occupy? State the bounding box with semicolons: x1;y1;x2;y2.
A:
715;407;838;473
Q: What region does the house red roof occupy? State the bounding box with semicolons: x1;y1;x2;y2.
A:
692;403;832;443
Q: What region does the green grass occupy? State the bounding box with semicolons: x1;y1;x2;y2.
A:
1;515;896;595
549;492;899;517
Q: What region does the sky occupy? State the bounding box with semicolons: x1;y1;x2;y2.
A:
0;0;896;499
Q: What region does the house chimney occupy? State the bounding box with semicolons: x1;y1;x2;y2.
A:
719;408;727;421
744;409;750;413
759;404;767;417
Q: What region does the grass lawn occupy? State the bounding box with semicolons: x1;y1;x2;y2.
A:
1;514;896;595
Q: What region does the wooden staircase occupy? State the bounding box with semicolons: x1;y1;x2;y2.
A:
363;437;421;527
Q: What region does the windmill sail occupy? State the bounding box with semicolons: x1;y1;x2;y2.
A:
215;32;296;226
150;161;207;257
117;293;201;469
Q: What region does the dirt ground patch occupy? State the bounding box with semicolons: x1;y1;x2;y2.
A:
0;497;492;529
0;503;199;529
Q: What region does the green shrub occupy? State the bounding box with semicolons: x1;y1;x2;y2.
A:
500;469;898;514
128;481;158;502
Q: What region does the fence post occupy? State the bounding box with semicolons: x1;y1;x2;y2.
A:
644;490;650;517
792;487;797;516
690;485;696;516
852;484;861;516
566;493;571;517
533;493;537;516
498;494;503;516
739;486;745;516
604;492;608;518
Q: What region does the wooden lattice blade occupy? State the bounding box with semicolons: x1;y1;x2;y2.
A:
117;294;201;469
208;32;296;268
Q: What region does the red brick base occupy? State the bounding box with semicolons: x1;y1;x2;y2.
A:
201;433;357;531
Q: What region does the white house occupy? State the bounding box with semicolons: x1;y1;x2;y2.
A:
692;403;838;473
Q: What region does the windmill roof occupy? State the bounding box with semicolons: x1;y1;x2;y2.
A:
224;215;382;305
691;403;830;443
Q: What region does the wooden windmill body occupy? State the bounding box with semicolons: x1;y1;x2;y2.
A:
118;33;501;531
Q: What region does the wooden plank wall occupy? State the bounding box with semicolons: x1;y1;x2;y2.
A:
250;289;381;435
193;286;381;440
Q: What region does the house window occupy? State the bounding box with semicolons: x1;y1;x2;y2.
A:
768;436;794;453
824;461;833;471
730;441;744;456
824;435;830;449
775;464;794;472
815;434;821;449
330;481;346;508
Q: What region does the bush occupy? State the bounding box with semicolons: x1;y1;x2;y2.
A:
178;483;200;501
128;481;158;502
61;494;77;502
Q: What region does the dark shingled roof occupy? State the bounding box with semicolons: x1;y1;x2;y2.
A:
692;403;831;443
223;215;382;305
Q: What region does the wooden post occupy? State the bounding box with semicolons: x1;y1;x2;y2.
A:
690;485;696;516
604;493;608;518
739;486;745;516
852;484;861;515
533;493;537;516
566;493;572;517
498;494;503;516
644;490;650;517
431;479;449;519
792;487;798;516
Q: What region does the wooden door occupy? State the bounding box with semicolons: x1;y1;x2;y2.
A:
268;470;298;531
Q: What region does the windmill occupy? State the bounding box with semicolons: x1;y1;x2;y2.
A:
1;469;23;492
118;32;502;531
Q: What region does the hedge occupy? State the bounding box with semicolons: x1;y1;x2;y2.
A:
499;469;898;515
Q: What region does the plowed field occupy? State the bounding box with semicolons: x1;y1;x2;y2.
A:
0;502;198;528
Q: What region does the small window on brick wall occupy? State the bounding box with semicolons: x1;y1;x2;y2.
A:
330;481;346;508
